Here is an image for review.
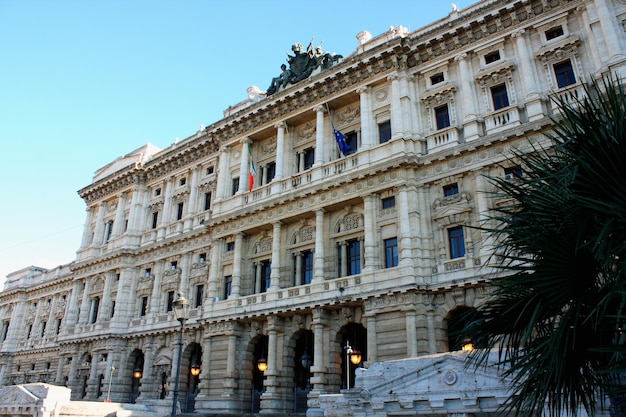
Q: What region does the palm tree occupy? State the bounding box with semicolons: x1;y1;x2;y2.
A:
465;76;626;417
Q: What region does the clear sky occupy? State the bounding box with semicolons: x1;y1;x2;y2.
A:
0;0;460;287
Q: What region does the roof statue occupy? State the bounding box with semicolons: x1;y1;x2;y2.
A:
267;39;342;95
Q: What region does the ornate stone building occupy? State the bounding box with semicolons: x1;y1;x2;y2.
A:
1;0;625;415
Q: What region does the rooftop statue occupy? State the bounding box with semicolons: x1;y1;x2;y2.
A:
267;39;342;95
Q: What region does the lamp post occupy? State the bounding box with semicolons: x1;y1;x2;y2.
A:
344;341;362;389
171;292;190;417
105;366;115;402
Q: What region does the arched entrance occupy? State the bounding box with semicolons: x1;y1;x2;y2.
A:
251;335;268;414
127;349;144;404
181;342;202;413
293;330;313;413
339;323;367;390
446;306;483;351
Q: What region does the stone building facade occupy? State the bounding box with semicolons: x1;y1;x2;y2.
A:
1;0;625;415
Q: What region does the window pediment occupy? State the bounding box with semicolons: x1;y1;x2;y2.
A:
534;35;580;60
421;82;457;103
432;191;473;226
474;60;515;83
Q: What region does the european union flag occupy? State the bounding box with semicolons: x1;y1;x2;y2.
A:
334;129;350;157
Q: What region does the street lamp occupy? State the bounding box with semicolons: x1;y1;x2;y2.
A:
105;366;115;403
171;292;191;417
344;341;362;389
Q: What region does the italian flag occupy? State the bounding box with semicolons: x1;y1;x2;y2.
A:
248;143;256;191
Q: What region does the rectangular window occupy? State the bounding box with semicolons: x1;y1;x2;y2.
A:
170;261;178;270
199;253;206;263
294;250;314;286
26;324;32;339
430;72;445;85
151;212;158;229
378;120;392;143
40;321;47;337
484;50;501;64
110;301;115;317
232;177;240;196
166;291;175;312
55;318;62;335
176;202;184;221
303;148;315;170
384;237;399;268
265;161;276;184
105;221;113;243
443;183;459;197
1;321;9;341
491;84;510;110
554;60;576;88
260;261;272;293
345;132;358;156
145;268;151;277
381;196;396;209
226;241;235;251
435;105;451;130
179;177;187;186
89;297;100;324
224;276;232;300
348;240;361;276
155;188;161;197
204;192;212;211
140;297;148;316
206;166;214;175
195;284;204;308
448;226;466;259
545;26;564;40
504;166;523;179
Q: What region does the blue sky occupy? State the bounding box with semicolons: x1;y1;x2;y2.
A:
0;1;459;286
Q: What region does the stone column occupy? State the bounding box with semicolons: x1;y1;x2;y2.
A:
149;260;165;318
78;277;91;325
179;251;193;299
398;73;414;139
405;308;418;358
224;333;238;395
215;145;231;202
231;233;244;297
594;0;626;64
365;313;377;363
511;29;543;121
66;280;82;327
92;202;106;247
313;106;325;166
111;192;127;239
313;209;325;283
274;122;286;180
184;165;201;232
426;301;437;354
208;239;222;300
339;242;348;277
127;176;148;238
454;53;480;140
157;178;173;240
238;137;251;194
357;86;373;148
388;74;403;140
270;222;282;290
262;316;280;408
79;206;95;249
55;356;65;384
294;252;302;286
362;194;378;272
67;350;79;396
310;307;327;392
255;262;262;294
398;186;413;267
474;169;494;262
100;271;115;322
86;351;100;399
